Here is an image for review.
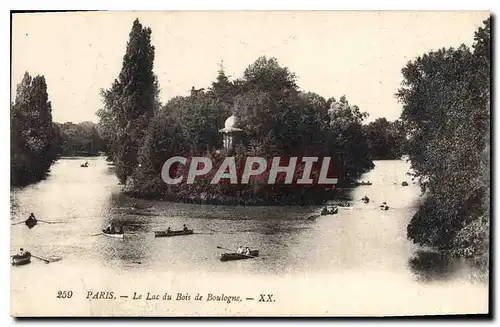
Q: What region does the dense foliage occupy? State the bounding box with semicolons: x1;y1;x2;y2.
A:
55;122;106;156
97;19;160;183
120;53;374;203
96;19;376;204
96;20;375;203
397;18;490;265
11;72;59;186
363;118;407;160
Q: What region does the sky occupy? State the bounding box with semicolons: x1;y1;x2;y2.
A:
11;11;489;124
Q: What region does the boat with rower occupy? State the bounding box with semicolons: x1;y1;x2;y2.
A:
355;181;372;186
25;218;37;229
336;202;351;207
12;252;31;266
320;206;338;215
102;230;124;238
102;223;124;238
220;250;259;262
155;229;194;237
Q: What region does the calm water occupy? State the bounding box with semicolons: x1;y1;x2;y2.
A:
10;157;488;315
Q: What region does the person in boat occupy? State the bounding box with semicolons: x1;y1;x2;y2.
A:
18;248;26;256
244;247;251;255
105;223;114;233
28;213;36;221
379;202;389;210
183;224;188;232
236;246;243;254
167;227;172;233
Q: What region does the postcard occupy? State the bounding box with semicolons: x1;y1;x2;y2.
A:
10;10;490;317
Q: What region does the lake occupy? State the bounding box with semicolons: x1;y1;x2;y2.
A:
10;157;488;316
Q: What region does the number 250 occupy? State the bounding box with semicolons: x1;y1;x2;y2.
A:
57;291;73;299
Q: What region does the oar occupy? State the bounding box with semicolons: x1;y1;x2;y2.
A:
193;229;217;235
217;246;235;252
12;220;38;227
30;254;51;264
89;232;103;237
37;219;61;224
216;246;259;258
11;219;62;225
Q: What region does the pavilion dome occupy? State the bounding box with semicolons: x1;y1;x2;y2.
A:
219;114;244;133
225;115;240;129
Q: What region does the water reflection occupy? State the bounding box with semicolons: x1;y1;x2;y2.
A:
327;187;353;202
10;193;20;218
409;250;489;283
10;157;487;282
409;250;456;282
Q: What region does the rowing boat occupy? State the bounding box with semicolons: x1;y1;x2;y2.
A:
12;252;31;266
102;229;124;238
320;207;338;215
355;181;372;186
220;250;259;262
337;202;351;207
25;218;37;229
155;229;194;237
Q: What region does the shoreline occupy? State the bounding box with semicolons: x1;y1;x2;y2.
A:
122;183;357;207
122;190;336;206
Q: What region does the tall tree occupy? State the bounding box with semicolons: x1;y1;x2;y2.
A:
55;122;106;156
97;18;160;183
210;61;235;105
241;56;298;97
208;62;235;128
363;118;407;160
326;96;374;182
397;18;490;263
11;72;58;186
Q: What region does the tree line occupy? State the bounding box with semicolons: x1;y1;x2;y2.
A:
96;19;376;204
11;72;59;186
11;75;107;186
55;121;106;157
9;19;404;189
363;118;407;160
397;18;490;267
